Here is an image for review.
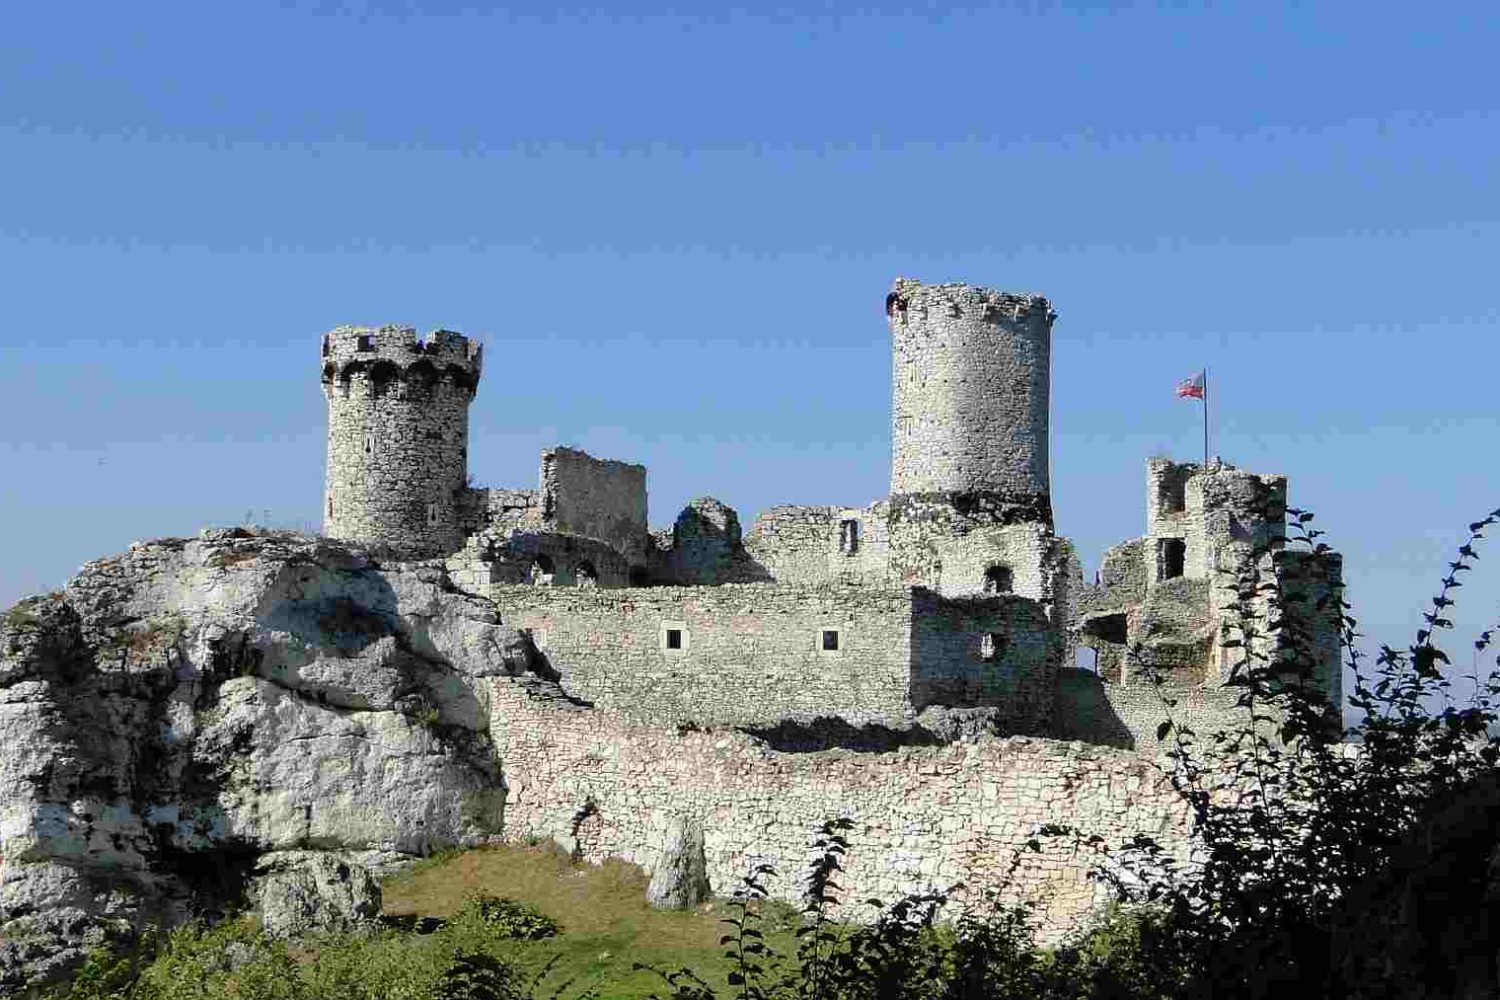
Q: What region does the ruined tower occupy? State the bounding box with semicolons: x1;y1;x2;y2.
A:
884;278;1066;602
321;325;482;556
887;277;1055;524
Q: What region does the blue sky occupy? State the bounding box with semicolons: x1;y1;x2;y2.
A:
2;1;1497;679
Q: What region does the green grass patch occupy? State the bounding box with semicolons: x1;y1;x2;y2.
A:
381;841;800;998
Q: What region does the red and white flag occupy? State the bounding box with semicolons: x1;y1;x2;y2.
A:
1175;371;1205;400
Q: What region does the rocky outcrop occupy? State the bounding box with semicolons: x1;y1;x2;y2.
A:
0;528;533;993
253;851;381;938
645;815;709;909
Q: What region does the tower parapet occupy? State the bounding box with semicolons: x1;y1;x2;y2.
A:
887;277;1054;525
321;325;482;556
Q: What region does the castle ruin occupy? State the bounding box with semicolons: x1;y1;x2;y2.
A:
318;276;1345;927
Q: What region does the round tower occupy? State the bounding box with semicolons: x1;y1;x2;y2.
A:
886;277;1055;524
320;325;482;556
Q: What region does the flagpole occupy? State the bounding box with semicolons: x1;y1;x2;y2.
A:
1203;365;1210;468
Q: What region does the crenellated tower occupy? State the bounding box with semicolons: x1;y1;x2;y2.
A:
320;325;482;556
887;277;1055;525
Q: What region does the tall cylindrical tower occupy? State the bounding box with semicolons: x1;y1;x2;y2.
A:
321;325;482;556
887;277;1055;524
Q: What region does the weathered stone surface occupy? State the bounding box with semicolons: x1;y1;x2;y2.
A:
0;530;515;992
645;816;710;909
254;851;382;938
888;277;1054;512
490;582;1057;731
488;676;1192;944
1069;459;1344;750
321;326;481;558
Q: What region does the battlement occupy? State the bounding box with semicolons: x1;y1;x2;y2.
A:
320;325;482;393
886;277;1055;326
320;325;480;556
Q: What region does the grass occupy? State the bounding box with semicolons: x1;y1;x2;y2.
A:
2;595;50;631
380;841;802;998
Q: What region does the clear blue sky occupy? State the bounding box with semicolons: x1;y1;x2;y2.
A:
2;1;1497;677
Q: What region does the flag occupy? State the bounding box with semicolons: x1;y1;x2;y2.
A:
1175;371;1205;400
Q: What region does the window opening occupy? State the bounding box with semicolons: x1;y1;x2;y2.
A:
1164;478;1187;514
821;629;840;652
665;628;683;650
322;337;331;357
426;502;439;526
356;334;374;352
530;554;555;586
983;565;1013;594
327;496;334;517
1083;612;1128;646
364;435;373;457
1161;538;1186;580
980;633;1007;662
839;519;860;555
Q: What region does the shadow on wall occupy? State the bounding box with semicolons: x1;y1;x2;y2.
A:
739;716;946;753
1050;668;1135;749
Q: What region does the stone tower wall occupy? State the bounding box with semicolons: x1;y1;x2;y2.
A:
540;447;649;563
321;325;482;556
887;278;1055;522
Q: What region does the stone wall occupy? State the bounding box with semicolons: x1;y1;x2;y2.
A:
540;448;648;564
1144;458;1287;590
488;584;916;727
910;590;1058;732
888;509;1066;604
447;530;632;593
741;503;892;588
742;500;1081;618
1052;667;1251;753
654;498;773;586
486;584;1058;729
458;488;541;538
887;278;1054;522
488;678;1190;943
321;326;481;557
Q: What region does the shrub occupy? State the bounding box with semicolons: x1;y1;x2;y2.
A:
437;949;524;1000
455;893;561;941
1089;505;1500;998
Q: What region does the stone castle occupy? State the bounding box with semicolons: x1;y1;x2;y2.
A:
0;277;1348;991
319;276;1343;752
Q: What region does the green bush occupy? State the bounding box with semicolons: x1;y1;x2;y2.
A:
455;894;561;941
437;950;524;1000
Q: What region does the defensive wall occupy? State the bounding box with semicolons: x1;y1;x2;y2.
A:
487;583;1058;731
487;677;1190;942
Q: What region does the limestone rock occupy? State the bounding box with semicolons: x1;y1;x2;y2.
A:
646;815;710;909
0;530;524;992
254;851;381;938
